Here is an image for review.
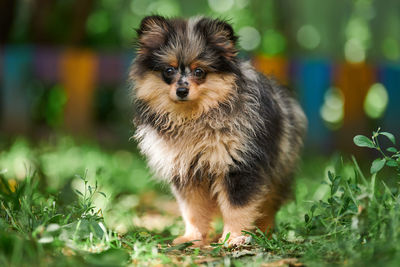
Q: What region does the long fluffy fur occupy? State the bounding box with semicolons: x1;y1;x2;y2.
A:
130;16;307;246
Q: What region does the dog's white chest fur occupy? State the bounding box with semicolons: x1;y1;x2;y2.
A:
135;124;245;182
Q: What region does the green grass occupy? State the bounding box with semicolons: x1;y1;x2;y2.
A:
0;130;400;266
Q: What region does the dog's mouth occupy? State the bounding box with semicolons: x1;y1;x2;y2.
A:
177;95;189;101
171;93;191;103
174;98;189;103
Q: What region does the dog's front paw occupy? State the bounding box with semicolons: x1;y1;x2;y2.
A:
220;234;251;248
173;235;205;247
228;235;251;247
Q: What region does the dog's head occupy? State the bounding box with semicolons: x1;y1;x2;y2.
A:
131;16;239;118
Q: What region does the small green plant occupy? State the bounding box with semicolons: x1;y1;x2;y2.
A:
210;232;230;255
354;127;400;174
73;169;106;220
303;170;359;237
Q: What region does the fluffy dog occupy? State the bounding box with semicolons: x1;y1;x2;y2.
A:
130;15;307;247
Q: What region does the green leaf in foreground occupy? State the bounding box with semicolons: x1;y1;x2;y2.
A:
380;132;396;144
386;159;398;167
371;158;386;174
387;147;398;153
354;135;375;148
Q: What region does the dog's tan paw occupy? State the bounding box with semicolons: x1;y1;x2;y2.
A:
220;234;251;248
173;235;204;247
228;235;251;247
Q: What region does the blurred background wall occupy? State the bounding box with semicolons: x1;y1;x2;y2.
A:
0;0;399;152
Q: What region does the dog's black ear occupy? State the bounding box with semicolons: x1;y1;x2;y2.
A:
195;18;238;59
136;15;170;52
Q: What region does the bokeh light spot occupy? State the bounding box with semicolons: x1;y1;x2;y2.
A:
208;0;234;13
344;38;366;63
320;87;345;130
345;18;370;44
364;83;388;119
262;29;286;56
297;25;320;50
238;26;261;51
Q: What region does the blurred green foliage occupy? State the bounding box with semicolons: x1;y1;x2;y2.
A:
0;137;153;194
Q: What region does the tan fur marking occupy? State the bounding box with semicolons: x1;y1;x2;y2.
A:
189;60;211;71
170;60;178;68
190;62;199;70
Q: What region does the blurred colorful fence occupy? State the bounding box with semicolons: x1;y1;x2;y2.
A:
0;45;399;151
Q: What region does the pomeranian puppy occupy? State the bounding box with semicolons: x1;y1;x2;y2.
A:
130;15;307;247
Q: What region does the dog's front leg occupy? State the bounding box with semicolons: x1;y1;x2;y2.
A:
215;174;263;247
172;184;215;247
218;193;260;247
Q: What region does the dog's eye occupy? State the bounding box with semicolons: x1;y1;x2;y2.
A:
164;67;176;77
193;68;205;78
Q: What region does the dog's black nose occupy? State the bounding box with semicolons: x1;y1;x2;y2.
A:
176;87;189;99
